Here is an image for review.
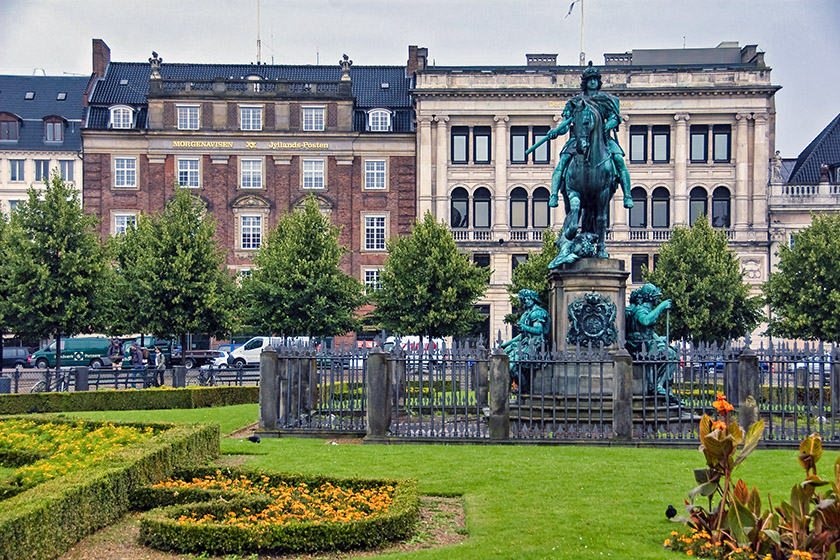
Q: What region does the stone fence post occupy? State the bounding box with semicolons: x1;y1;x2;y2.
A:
172;366;186;388
365;347;391;441
488;347;510;441
74;367;89;392
476;346;489;408
277;351;290;426
612;348;633;440
737;346;760;428
259;346;278;430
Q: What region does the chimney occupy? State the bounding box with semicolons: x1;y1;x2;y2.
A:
526;54;557;67
92;39;110;78
407;45;428;75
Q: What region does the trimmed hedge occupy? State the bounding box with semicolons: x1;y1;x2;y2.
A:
0;386;259;415
0;416;219;560
135;466;420;555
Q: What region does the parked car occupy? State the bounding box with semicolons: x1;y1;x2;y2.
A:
229;336;311;367
199;351;232;369
28;336;111;369
215;343;243;354
1;346;32;369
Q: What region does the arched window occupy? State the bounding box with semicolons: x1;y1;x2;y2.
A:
629;187;647;228
510;187;528;228
368;109;392;132
450;187;469;228
532;187;550;229
651;187;670;229
109;106;134;129
711;186;731;228
689;187;708;225
473;187;491;229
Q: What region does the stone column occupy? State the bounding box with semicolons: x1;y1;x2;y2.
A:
673;113;689;226
737;345;759;428
74;366;89;392
751;113;769;228
612;348;633;440
488;347;510;441
434;116;450;220
258;346;278;430
493;115;510;238
365;347;391;441
734;113;750;230
417;115;434;216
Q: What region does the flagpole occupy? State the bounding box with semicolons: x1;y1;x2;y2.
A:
579;0;585;66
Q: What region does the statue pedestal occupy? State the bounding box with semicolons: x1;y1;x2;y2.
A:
535;258;629;396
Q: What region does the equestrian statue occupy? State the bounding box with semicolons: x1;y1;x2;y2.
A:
527;63;633;267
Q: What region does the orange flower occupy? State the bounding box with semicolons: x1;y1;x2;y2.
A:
711;420;726;431
712;394;734;413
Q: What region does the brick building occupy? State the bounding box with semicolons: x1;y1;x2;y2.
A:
82;40;416;296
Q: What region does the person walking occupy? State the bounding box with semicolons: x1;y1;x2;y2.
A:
153;347;166;387
129;343;145;388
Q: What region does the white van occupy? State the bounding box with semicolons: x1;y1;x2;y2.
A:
229;336;310;367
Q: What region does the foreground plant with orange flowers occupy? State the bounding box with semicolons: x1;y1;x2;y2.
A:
666;393;840;559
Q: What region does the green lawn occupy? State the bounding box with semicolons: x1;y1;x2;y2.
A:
64;405;825;559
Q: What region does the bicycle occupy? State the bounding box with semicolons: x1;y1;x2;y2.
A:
30;368;72;393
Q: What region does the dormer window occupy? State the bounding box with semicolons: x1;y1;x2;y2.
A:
109;106;134;129
44;116;65;142
367;109;391;132
0;113;20;141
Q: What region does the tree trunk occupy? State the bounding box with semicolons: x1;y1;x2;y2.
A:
55;331;62;370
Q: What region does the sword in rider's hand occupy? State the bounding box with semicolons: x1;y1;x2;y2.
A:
525;132;553;156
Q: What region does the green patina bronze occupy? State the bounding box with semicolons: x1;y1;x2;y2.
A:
500;289;550;393
566;292;617;348
625;283;679;400
529;63;633;266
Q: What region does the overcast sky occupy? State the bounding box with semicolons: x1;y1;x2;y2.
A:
2;0;837;157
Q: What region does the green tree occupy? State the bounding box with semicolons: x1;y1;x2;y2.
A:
113;186;239;362
505;229;558;324
0;174;110;368
241;195;366;337
644;218;763;343
371;211;490;339
764;213;840;342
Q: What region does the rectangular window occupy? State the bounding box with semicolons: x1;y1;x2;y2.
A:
45;121;63;142
114;214;136;235
34;160;50;182
713;124;731;163
631;254;649;284
629;125;647;163
177;105;199;130
652;125;670;163
240;158;262;189
473;253;491;284
363;269;381;293
510;126;528;164
59;160;74;182
8;200;21;212
302;159;325;189
473;126;491;164
451;126;468;164
364;215;387;251
114;157;136;188
1;120;19;140
364;159;386;190
302;107;325;131
690;125;708;163
9;159;24;182
240;106;262;131
532;126;550;164
178;158;200;188
651;197;669;229
511;254;528;276
241;215;262;249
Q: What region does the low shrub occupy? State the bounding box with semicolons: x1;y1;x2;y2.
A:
135;466;419;555
0;386;258;415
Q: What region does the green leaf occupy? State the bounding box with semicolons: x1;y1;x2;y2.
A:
689;481;719;502
735;419;765;466
761;528;781;545
727;499;757;545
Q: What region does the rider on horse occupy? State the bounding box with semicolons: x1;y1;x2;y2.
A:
546;63;633;223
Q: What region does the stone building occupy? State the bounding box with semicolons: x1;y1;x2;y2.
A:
410;42;779;341
0;74;91;214
82;40;416;298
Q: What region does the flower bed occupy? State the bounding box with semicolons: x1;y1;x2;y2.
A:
134;466;419;555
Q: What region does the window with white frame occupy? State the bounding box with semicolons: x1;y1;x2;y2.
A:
9;159;24;182
59;160;74;182
178;157;200;188
114;157;137;188
239;268;252;280
302;159;325;189
302;106;325;131
114;214;137;235
34;160;50;182
364;215;387;251
368;109;391;132
45;120;63;142
240;215;262;249
363;269;382;293
364;159;386;190
177;105;200;130
8;200;21;212
240;106;263;131
109;106;133;129
240;158;263;189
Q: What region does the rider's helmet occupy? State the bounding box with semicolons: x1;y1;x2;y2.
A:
580;61;602;91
